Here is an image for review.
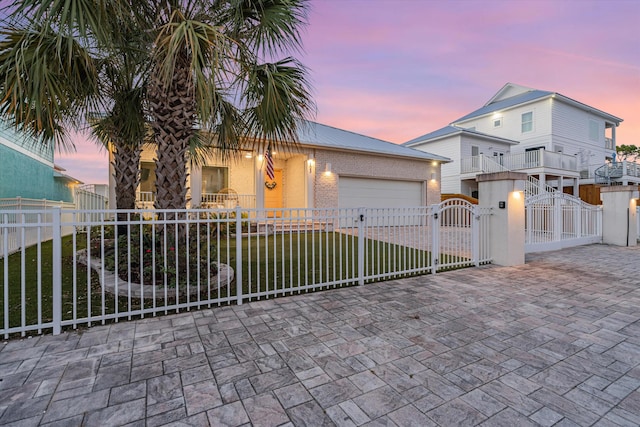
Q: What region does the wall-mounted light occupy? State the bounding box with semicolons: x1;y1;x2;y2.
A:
257;154;263;161
245;152;253;159
307;158;315;173
430;173;437;182
324;163;332;175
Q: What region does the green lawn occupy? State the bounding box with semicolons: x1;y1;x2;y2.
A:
1;231;466;335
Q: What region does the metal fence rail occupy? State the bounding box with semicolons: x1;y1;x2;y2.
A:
1;200;491;337
525;192;602;252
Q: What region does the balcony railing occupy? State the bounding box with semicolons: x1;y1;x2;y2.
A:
582;160;640;181
200;193;256;209
135;191;257;209
605;137;615;151
461;150;578;175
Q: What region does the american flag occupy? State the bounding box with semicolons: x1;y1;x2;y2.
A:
265;144;275;180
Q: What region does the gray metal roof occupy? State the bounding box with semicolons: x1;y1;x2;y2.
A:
453;90;553;123
297;121;451;162
403;125;519;147
403;125;461;146
453;87;622;124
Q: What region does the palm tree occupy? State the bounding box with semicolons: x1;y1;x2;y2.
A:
1;0;315;212
147;0;314;210
0;1;148;210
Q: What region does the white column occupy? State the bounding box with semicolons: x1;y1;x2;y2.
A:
600;186;639;246
477;172;527;266
306;153;316;208
255;155;264;210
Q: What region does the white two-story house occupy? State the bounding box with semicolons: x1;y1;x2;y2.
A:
404;83;637;203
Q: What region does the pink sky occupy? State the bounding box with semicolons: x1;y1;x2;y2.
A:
57;0;640;184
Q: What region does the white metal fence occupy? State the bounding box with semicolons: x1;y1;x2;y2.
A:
525;192;602;252
0;199;491;337
0;191;109;258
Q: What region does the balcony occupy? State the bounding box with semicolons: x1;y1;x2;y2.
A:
461;150;578;176
593;160;640;184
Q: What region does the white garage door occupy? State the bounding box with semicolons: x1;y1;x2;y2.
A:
338;177;423;209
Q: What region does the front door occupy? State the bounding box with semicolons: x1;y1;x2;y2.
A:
264;169;283;216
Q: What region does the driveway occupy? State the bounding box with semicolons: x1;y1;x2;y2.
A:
1;244;639;426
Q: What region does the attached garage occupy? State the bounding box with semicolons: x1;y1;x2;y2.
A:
338;177;423;208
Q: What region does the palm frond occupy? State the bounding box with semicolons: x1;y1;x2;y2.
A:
225;0;309;54
0;23;99;149
242;57;315;151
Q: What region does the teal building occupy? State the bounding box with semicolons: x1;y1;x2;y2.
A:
0;122;80;202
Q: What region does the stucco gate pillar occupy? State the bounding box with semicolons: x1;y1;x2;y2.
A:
477;172;527;266
600;186;639;247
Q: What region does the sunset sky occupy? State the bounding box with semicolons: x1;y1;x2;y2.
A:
56;0;640;185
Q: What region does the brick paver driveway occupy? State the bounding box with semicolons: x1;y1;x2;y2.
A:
1;244;639;426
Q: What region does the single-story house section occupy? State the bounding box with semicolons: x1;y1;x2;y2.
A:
108;121;451;210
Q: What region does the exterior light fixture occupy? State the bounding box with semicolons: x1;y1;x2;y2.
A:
430;173;437;182
324;163;332;175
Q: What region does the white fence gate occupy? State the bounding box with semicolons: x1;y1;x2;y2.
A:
525;192;602;253
1;200;490;337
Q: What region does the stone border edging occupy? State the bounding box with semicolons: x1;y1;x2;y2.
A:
76;249;234;299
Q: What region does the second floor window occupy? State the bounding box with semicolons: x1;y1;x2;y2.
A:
521;112;533;133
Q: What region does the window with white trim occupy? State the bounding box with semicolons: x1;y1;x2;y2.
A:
521;112;533;133
202;166;228;194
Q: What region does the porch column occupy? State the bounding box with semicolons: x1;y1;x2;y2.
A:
573;177;579;197
306;154;315;208
612;125;616;146
477;172;527;266
539;173;546;190
600;186;639;246
558;176;564;192
255;155;265;210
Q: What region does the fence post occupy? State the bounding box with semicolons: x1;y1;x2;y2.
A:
600;186;639;246
575;203;582;239
472;207;480;267
235;205;243;305
431;205;440;274
553;193;562;243
477;172;526;266
52;207;62;335
357;208;365;286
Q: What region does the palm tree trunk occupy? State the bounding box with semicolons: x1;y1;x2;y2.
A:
111;139;141;210
148;55;196;211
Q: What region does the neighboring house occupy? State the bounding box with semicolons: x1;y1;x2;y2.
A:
109;121;450;210
0;121;81;202
404;83;638;203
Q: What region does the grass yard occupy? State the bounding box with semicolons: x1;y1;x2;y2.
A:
1;230;466;335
